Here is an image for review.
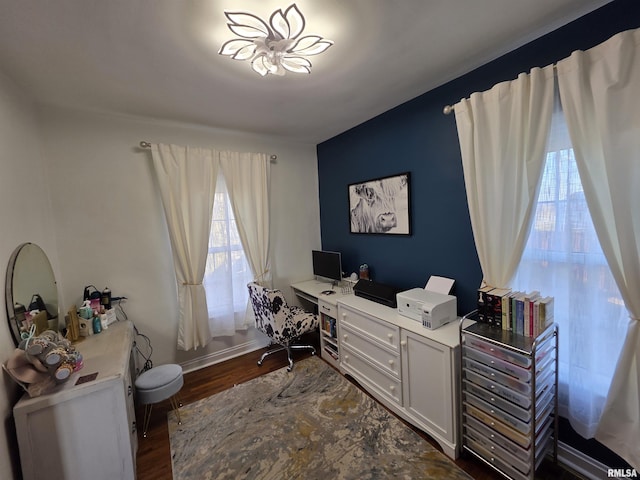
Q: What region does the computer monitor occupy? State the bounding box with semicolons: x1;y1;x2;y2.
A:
312;250;342;283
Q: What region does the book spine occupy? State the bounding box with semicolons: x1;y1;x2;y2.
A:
511;293;519;333
501;295;509;331
516;296;524;336
487;292;501;328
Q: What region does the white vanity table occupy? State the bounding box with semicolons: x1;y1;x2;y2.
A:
13;320;137;480
291;279;469;459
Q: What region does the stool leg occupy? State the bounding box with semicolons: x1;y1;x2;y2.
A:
169;395;182;425
142;403;153;438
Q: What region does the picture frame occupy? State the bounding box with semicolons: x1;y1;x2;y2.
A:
348;172;411;235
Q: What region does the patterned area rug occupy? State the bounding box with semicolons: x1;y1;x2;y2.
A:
168;356;472;480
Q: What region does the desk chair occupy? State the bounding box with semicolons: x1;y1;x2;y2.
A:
248;282;318;372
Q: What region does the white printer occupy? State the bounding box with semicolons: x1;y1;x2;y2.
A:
396;278;457;330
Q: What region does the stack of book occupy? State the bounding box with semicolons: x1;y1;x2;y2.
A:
477;286;554;337
321;316;337;338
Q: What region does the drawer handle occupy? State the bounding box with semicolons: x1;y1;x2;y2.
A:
387;333;393;340
132;421;136;434
128;385;132;396
345;355;349;362
388;359;394;366
389;385;395;391
343;334;348;340
401;340;407;347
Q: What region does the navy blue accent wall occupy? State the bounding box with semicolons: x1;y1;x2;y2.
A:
317;0;640;316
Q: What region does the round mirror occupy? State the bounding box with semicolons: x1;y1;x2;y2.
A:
5;243;58;346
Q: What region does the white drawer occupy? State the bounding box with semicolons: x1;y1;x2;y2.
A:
341;323;400;379
464;402;531;448
464;345;531;382
463;380;531;422
340;306;400;352
465;422;531;475
342;346;402;406
464;391;531;434
318;299;337;319
465;414;529;462
465;437;529;480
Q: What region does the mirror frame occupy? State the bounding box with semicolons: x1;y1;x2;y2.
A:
5;242;58;346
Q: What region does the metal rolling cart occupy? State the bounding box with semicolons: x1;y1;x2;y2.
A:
459;311;558;480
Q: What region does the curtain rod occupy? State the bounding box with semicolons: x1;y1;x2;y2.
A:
442;105;454;115
139;141;277;160
442;64;560;116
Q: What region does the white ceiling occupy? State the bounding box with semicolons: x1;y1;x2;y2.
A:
0;0;612;144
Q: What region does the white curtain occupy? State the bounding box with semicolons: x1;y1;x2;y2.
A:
453;65;555;289
219;151;271;320
151;143;219;350
556;28;640;469
512;98;628;441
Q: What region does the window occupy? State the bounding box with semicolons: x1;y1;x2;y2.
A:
203;174;254;337
512;107;628;437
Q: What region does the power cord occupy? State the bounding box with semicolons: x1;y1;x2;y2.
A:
113;297;153;376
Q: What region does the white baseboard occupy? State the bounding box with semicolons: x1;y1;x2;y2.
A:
557;440;610;480
179;337;271;374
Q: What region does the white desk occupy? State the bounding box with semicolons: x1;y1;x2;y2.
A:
290;279;353;306
290;279;468;459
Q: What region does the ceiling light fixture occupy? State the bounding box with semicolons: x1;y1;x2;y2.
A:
218;3;333;77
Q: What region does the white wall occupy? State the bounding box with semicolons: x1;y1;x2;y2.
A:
0;73;61;480
0;77;320;480
38;106;321;370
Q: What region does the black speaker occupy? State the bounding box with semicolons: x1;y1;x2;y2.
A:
353;280;398;308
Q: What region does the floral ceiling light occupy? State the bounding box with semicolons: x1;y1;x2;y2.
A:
218;3;333;76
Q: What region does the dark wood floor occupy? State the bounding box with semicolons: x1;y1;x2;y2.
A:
135;337;582;480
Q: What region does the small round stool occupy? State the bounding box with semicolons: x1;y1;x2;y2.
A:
135;364;184;437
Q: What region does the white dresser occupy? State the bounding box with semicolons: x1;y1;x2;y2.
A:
337;295;467;459
13;320;137;480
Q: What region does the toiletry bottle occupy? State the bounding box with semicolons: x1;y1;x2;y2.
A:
99;306;108;330
93;311;102;334
101;287;112;310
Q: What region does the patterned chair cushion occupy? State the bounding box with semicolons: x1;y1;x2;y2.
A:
248;282;318;346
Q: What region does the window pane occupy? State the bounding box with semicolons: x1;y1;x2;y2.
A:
203;175;254;335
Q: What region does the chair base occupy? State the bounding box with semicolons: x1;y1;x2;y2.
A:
258;344;316;372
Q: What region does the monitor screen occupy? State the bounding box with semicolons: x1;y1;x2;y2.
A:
312;250;342;282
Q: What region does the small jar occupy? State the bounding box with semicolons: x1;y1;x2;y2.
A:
44;347;66;367
359;264;370;280
54;362;74;383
